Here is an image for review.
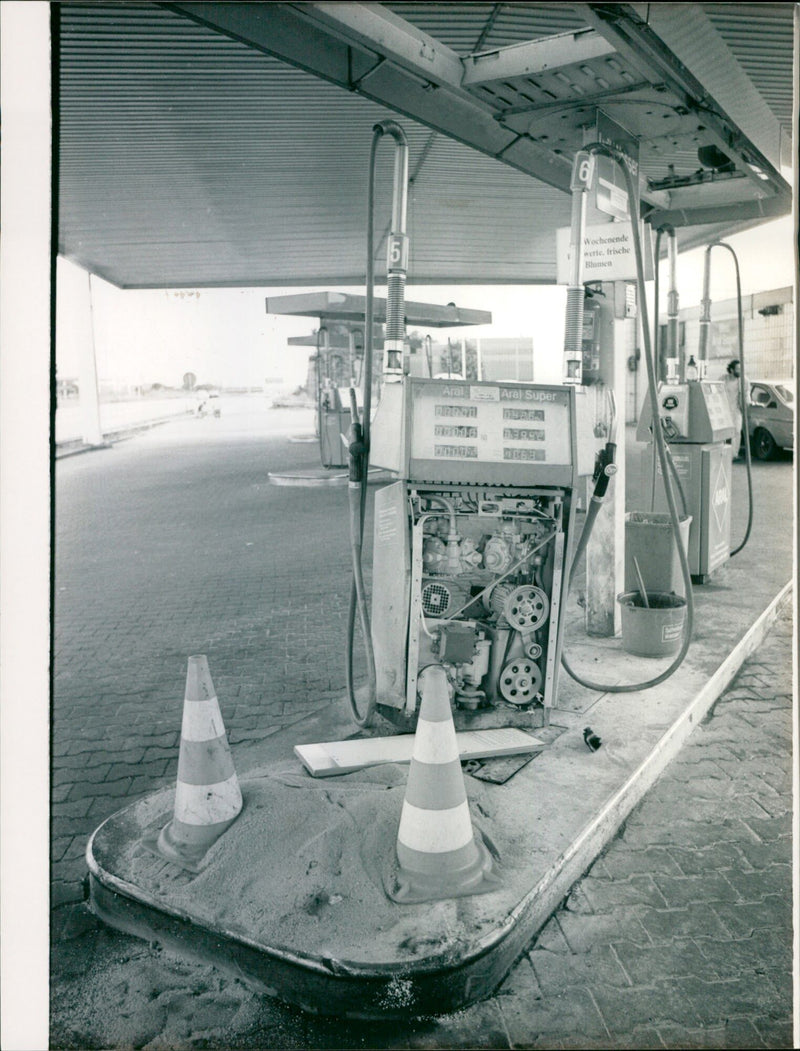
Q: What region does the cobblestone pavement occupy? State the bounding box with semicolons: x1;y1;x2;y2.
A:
51;404;794;1047
50;599;793;1049
52;403;364;909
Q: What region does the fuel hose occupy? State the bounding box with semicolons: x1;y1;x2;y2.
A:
561;142;694;693
345;120;408;727
703;242;753;557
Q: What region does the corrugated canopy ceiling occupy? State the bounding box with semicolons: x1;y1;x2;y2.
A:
57;2;795;289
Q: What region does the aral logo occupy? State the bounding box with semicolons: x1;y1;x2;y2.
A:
711;460;731;533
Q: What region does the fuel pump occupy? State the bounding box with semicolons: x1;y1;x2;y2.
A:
637;239;753;580
317;324;367;469
347;121;578;731
349;135;699;724
367;377;578;730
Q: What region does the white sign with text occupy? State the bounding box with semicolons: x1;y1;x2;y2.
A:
556;221;653;284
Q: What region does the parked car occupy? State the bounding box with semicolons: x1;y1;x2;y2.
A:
746;380;794;460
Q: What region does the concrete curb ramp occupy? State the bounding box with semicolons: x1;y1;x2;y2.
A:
56;411;193;458
86;581;791;1020
268;467;393;487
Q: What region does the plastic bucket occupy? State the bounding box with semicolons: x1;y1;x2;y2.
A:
618;591;687;658
625;512;691;595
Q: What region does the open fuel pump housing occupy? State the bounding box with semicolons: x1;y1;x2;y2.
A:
368;375;578;731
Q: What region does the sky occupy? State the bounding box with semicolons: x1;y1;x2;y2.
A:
56;214;796;392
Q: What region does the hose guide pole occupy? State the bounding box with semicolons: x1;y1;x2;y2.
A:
698;246;713;378
563;151;595;385
666;227;681;380
650;225;680;507
380;122;410;378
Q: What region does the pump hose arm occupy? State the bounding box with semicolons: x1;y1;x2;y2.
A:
345;387;376;726
345;120;408;727
561;142;694;693
704;241;753;557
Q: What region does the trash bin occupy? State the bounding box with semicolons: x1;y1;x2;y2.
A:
625;512;691;595
618;591;687;658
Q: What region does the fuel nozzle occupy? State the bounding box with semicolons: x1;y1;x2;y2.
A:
591;388;617;500
592;442;617;499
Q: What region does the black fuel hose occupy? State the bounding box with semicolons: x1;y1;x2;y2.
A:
561;142;694;693
345;392;376;726
345;122;406;726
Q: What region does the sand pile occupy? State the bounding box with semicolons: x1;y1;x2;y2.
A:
95;759;537;967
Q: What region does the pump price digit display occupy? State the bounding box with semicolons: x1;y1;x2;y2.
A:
504;448;546;461
503;428;545;442
435;425;478;439
503;408;545;421
435;404;478;418
435;445;478;458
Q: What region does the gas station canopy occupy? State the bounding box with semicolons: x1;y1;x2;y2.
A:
265;292;492;327
57;3;794;289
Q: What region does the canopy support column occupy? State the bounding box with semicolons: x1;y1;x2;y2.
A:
78;272;103;447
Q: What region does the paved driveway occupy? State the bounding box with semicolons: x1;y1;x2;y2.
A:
50;400;793;1047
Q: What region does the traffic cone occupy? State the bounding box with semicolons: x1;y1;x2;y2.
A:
156;655;242;869
388;664;501;903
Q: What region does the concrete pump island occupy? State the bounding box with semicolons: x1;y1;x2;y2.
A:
86;555;790;1019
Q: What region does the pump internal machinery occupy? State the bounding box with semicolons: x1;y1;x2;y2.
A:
368;376;578;729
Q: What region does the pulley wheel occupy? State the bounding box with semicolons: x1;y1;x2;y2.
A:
498;659;542;706
524;641;543;660
503;585;550;632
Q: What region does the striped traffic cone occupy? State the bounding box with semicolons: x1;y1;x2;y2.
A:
388;664;501;903
156;655;242;869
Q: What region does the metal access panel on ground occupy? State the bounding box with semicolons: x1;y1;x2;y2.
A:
369;378;578;730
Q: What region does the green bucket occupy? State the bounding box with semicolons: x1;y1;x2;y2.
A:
618;591;687;658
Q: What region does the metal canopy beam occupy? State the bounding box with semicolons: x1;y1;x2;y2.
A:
164;1;791;231
294;2;468;91
164;1;577;196
579;2;791;218
462;29;615;86
265;292;492;327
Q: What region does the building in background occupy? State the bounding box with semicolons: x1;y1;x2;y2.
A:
662;286;794;381
427;336;535;382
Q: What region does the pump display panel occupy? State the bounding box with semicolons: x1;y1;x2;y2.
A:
636;380;735;445
412;382;572;465
370;378;577;486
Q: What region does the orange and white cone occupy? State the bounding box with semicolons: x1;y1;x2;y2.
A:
388;664;501;903
157;655;242;868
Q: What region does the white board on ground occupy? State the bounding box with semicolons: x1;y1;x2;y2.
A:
294;727;544;777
